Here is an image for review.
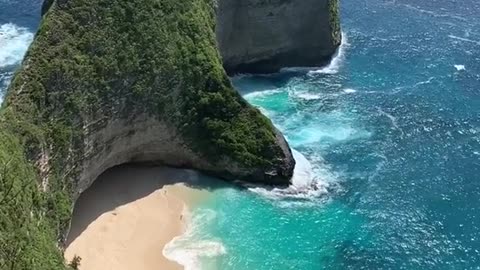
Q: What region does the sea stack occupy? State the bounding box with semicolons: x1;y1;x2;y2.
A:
216;0;342;73
0;0;340;269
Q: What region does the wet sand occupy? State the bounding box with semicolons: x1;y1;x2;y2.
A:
64;165;209;270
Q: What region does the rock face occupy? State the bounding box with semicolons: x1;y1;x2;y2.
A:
77;114;294;198
216;0;341;73
0;0;339;268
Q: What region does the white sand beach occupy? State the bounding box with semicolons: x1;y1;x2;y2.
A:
64;165;209;270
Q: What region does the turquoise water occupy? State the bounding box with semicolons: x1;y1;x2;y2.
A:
1;0;480;269
166;1;480;269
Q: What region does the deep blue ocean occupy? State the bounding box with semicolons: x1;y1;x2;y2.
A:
1;0;479;269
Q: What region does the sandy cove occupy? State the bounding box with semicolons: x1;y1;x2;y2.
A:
64;165;209;270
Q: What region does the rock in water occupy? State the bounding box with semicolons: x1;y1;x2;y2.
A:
0;0;339;268
216;0;342;73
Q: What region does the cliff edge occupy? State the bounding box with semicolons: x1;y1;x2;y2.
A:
0;0;340;268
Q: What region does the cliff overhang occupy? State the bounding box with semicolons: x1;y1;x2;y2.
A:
0;0;340;268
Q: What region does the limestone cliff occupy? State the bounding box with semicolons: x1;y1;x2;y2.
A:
0;0;340;269
216;0;341;73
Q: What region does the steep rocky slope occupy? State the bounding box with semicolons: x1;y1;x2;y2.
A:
0;0;340;268
216;0;341;73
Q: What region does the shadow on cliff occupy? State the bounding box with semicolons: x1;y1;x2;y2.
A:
65;164;231;247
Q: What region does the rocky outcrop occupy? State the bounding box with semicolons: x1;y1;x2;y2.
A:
0;1;297;268
41;0;342;74
76;113;294;198
0;0;341;268
216;0;341;73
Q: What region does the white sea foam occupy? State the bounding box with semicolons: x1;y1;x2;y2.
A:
164;239;226;270
290;149;314;187
248;149;330;202
289;121;371;147
295;92;322;100
291;86;356;100
454;64;466;71
163;208;226;270
414;77;435;87
448;35;480;46
377;107;403;135
163;171;226;270
309;32;349;75
242;89;282;99
402;4;467;21
343;88;357;94
0;23;33;68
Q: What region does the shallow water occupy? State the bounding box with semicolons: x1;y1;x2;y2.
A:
1;0;480;269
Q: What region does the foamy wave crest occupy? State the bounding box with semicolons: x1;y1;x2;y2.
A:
343;88;357;94
163;209;226;270
294;92;322;100
0;23;33;68
448;35;480;46
243;89;282;99
289;121;371;147
248;149;329;202
309;32;349;75
403;4;467;22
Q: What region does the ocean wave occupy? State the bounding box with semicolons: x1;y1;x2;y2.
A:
390;77;436;94
0;23;33;68
247;149;330;203
294;92;322;100
414;77;435;87
402;4;467;22
242;89;282;99
163;208;226;270
377;107;404;135
448;35;480;46
277;32;349;75
308;32;349;75
287;117;372;147
343;88;357;94
279;66;318;73
290;86;357;101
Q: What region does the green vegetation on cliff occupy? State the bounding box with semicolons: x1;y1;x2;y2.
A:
328;0;342;45
0;127;69;269
0;0;292;268
8;0;284;168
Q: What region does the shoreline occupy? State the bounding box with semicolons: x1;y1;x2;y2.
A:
64;165;210;270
